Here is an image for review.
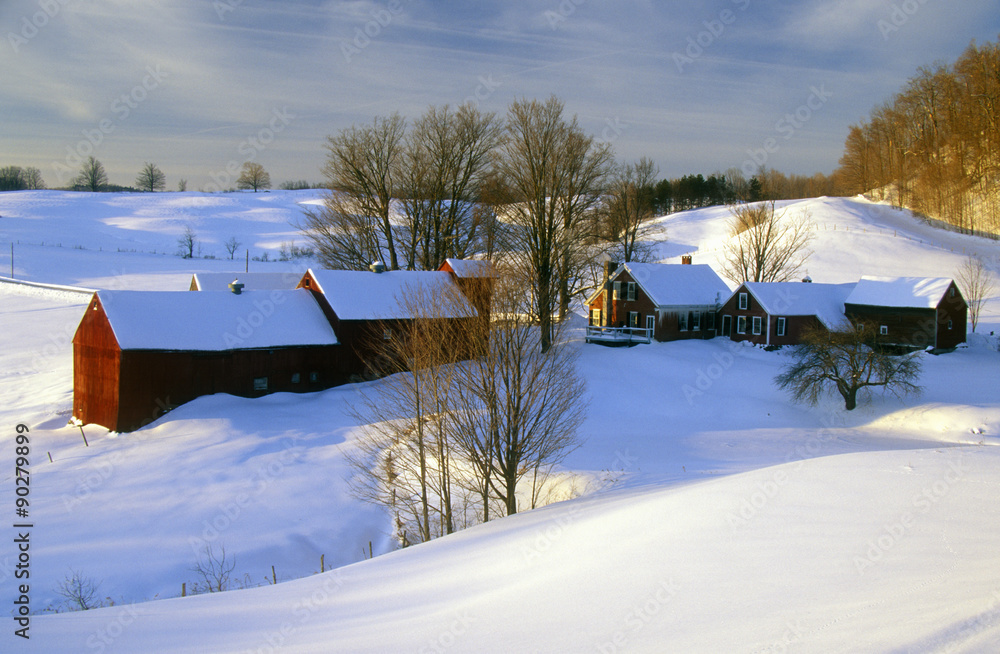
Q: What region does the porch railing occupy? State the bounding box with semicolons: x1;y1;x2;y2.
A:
585;325;653;345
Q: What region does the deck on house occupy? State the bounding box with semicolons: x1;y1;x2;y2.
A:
585;326;652;346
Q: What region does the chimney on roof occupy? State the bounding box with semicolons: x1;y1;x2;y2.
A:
603;260;618;285
802;275;813;283
369;261;386;274
229;279;245;295
681;254;692;265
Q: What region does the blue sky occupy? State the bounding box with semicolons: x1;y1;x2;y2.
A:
2;0;998;190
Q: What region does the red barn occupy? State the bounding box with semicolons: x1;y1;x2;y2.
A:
72;288;340;432
844;276;967;350
296;265;480;379
719;281;855;346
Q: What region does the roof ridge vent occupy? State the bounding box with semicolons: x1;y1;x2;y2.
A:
229;279;245;294
369;261;386;274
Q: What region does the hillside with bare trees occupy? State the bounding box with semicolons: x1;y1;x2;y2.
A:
836;39;1000;237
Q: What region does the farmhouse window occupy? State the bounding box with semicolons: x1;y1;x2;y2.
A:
776;317;786;337
678;312;688;331
752;316;762;335
291;373;301;384
627;282;636;301
691;311;701;331
613;281;621;300
590;309;601;325
383;328;393;341
253;377;268;391
629;311;639;327
309;371;319;383
880;325;888;335
737;316;746;334
738;292;748;310
706;312;715;330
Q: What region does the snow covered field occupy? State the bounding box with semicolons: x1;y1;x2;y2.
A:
2;191;1000;652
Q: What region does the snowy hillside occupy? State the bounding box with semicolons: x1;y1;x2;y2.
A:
2;191;1000;652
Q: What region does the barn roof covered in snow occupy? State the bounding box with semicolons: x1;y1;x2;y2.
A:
440;258;495;278
592;263;731;307
303;269;477;320
845;276;958;309
94;289;338;351
189;272;301;291
743;281;856;329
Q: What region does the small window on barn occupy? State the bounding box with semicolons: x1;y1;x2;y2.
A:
880;325;888;336
613;281;621;300
752;316;762;335
738;292;748;310
253;377;268;391
777;317;786;337
629;311;639;328
947;320;953;330
691;311;701;331
737;316;746;334
303;278;311;288
309;371;319;383
291;373;301;384
627;282;636;301
950;287;955;298
678;312;688;331
383;328;392;341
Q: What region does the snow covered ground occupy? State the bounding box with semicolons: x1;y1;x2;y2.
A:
2;191;1000;652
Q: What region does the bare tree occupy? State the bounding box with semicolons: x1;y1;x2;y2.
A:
224;236;242;260
720;200;812;283
237;162;271;192
449;269;586;517
136;162;166;192
302;114;406;270
75;156;107;192
398;103;504;270
178;178;187;192
776;323;922;411
178;226;197;259
956;254;996;332
55;570;102;611
495;95;609;352
190;545;237;593
598;157;660;264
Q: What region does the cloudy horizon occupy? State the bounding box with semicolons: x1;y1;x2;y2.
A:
2;0;998;191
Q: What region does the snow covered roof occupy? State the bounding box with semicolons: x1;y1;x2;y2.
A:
743;281;856;329
304;269;477;320
189;272;301;291
96;289;338;351
845;276;956;309
602;263;731;307
441;258;495;278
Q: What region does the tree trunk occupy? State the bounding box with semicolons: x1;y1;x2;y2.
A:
844;386;858;411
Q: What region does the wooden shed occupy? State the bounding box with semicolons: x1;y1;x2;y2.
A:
73;288;340;432
586;262;730;342
844;276;967;351
719;281;855;346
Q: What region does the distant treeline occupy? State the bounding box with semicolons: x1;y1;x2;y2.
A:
836;38;1000;235
0;166;46;191
647;168;838;215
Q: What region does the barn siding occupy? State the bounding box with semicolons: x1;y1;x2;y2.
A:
593;269;718;342
845;305;940;349
72;296;121;430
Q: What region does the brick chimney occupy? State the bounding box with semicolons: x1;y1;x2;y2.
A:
681;254;693;265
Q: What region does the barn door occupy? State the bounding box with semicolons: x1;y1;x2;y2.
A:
722;315;732;337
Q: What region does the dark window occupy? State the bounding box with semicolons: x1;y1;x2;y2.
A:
383;329;392;341
737;316;746;334
627;282;636;301
629;311;639;327
706;312;716;330
752;316;762;335
776;317;786;337
880;325;888;335
253;377;268;391
679;312;688;331
738;292;748;310
947;320;953;330
309;371;319;383
291;373;300;384
590;309;601;325
691;311;701;331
